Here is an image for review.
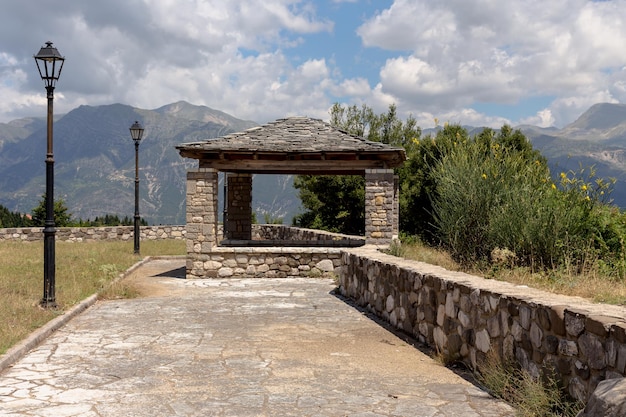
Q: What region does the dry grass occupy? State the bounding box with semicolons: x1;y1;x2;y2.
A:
486;267;626;305
476;351;582;417
397;241;460;272
0;239;185;355
398;240;626;305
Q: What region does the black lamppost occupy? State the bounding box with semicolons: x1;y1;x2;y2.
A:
129;121;144;255
34;42;65;309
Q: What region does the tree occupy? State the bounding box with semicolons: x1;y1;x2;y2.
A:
31;195;73;227
0;204;32;227
293;103;421;235
293;175;365;234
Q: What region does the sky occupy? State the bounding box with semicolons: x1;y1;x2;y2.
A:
1;0;626;129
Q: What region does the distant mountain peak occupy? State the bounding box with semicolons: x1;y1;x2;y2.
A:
564;102;626;131
154;101;256;126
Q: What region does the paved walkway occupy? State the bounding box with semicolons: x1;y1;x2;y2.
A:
0;259;515;416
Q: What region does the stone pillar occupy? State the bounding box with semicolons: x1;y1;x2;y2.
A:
225;173;252;240
186;168;218;277
365;169;396;245
393;175;399;239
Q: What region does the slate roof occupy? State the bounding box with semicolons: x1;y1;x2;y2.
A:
176;117;406;174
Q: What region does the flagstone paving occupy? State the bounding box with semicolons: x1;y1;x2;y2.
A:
0;259;515;416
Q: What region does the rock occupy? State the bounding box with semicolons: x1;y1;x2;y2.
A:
316;259;334;272
218;267;233;277
385;294;395;313
475;329;490;353
577;378;626;417
579;333;607;370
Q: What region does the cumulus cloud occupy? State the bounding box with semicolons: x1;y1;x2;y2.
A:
1;0;626;128
358;0;626;127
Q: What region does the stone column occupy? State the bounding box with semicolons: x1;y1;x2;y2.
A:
393;174;399;240
225;173;252;240
365;169;396;245
185;168;218;277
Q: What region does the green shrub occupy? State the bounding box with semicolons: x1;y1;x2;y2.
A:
429;124;619;271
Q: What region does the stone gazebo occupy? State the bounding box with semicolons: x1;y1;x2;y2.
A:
176;116;406;278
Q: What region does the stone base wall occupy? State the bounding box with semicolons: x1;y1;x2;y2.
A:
247;225;365;247
0;226;186;242
339;246;626;403
186;246;343;279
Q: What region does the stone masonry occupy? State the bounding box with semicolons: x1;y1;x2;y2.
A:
339;245;626;403
0;225;185;242
365;169;397;245
225;173;252;240
187;246;343;279
186;168;219;254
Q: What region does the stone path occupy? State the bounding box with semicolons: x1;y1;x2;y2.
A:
0;259;515;416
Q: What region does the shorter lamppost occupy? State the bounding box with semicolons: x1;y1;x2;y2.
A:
129;121;144;255
34;41;65;308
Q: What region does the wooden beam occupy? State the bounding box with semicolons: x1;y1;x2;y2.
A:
199;158;389;173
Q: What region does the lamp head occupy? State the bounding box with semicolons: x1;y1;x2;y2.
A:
129;121;144;142
34;42;65;89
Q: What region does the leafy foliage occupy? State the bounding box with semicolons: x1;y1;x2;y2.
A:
74;214;148;227
428;124;622;271
293;103;420;235
31;194;73;227
30;195;147;228
293;175;365;234
0;204;33;227
295;101;626;276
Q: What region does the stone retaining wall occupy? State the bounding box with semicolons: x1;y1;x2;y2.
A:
186;246;343;279
339;246;626;403
0;226;186;242
247;225;365;247
185;225;357;278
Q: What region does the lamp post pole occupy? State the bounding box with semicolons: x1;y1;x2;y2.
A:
34;42;64;309
129;121;144;255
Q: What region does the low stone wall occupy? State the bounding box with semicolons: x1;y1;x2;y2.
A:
0;224;358;245
339;246;626;403
186;225;358;279
0;226;186;242
245;225;364;247
186;246;343;279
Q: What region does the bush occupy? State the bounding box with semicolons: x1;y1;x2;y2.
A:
429;124;619;271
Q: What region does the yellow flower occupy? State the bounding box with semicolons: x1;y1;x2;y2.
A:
551;183;557;190
560;172;566;179
412;137;420;145
581;184;588;191
482;173;487;180
585;196;591;201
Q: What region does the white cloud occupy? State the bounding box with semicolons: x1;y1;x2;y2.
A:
1;0;626;129
357;0;626;127
519;109;556;129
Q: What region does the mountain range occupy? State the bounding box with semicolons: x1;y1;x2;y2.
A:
0;101;298;225
520;103;626;207
1;101;626;225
